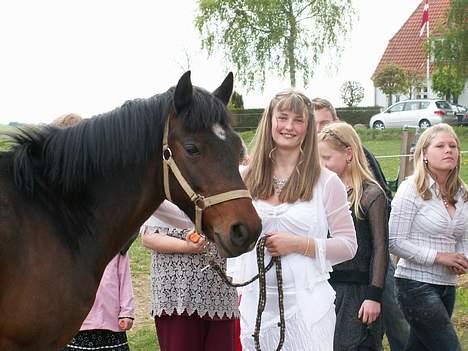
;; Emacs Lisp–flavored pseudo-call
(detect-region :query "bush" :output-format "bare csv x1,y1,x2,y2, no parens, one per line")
336,106,382,126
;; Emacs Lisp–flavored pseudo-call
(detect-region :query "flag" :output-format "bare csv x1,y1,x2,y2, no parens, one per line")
419,0,429,36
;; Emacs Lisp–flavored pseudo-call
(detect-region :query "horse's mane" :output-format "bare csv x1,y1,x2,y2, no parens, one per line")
1,85,231,249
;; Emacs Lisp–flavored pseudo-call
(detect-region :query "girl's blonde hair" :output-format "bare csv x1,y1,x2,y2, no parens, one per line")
244,89,320,203
52,113,83,127
318,122,381,218
413,123,468,203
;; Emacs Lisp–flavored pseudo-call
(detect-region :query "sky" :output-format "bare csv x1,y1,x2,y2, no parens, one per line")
0,0,423,124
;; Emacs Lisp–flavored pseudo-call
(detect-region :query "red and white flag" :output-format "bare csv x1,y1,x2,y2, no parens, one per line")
419,0,429,36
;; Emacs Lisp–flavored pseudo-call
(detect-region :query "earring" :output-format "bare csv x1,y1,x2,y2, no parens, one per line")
346,159,351,164
268,147,277,160
424,158,428,165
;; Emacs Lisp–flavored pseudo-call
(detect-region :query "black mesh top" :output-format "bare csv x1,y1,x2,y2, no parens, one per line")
329,182,389,302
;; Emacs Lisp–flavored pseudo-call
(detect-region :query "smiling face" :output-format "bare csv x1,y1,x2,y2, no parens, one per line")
271,107,308,151
424,131,460,175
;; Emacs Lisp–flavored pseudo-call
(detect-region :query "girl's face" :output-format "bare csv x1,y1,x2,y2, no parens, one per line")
319,140,350,178
271,107,308,151
424,131,459,174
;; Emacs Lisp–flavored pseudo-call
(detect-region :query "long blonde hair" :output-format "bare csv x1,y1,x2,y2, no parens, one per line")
244,89,320,202
413,123,468,203
319,122,380,218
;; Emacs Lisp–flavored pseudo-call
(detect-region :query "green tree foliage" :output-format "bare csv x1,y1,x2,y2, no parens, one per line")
404,69,424,99
374,64,407,105
196,0,354,89
339,80,364,107
428,0,467,102
432,65,465,101
228,91,245,109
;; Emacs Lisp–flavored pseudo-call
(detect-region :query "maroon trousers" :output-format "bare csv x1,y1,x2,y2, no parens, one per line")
155,313,236,351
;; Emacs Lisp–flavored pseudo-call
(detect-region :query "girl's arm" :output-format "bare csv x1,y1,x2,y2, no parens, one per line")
320,172,357,264
117,253,135,329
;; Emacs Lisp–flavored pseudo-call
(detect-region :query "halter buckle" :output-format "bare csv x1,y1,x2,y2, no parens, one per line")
163,147,172,161
194,195,206,209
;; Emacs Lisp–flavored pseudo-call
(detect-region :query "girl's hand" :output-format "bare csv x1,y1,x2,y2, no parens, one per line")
264,232,301,257
448,265,467,275
118,318,134,331
185,230,207,254
358,300,381,325
435,252,468,271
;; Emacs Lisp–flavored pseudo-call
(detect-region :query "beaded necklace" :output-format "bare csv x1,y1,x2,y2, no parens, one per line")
272,176,289,194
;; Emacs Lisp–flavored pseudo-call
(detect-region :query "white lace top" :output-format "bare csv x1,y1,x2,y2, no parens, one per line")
141,201,239,319
228,168,357,334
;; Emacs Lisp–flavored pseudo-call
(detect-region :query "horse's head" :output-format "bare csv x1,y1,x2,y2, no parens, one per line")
163,71,261,257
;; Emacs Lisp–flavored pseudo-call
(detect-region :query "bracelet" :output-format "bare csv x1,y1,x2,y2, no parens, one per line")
304,238,310,256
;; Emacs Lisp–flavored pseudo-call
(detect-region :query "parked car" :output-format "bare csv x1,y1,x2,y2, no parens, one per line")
451,103,468,125
369,99,457,130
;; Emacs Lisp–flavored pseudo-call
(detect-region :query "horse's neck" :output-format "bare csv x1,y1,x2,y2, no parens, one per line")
82,159,163,267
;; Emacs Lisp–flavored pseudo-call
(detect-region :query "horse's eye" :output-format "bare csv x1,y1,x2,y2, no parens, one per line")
184,144,200,156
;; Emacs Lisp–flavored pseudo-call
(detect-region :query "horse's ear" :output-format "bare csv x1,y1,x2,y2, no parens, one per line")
213,72,233,106
174,71,193,113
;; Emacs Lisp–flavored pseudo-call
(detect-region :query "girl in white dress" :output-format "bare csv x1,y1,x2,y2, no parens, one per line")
229,90,357,351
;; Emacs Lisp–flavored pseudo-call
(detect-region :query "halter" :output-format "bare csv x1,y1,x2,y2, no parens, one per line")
162,112,251,235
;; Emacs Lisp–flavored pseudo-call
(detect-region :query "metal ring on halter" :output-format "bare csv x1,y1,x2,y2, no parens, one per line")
195,195,206,210
163,147,172,161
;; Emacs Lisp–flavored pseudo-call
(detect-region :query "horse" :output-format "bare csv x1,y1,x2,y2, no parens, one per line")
0,71,262,351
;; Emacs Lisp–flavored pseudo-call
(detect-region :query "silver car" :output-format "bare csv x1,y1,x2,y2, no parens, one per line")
369,99,457,129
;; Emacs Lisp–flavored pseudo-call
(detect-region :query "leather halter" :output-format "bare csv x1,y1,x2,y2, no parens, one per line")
162,112,251,235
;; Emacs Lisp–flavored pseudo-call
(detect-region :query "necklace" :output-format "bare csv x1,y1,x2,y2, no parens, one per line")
272,176,289,194
441,194,450,209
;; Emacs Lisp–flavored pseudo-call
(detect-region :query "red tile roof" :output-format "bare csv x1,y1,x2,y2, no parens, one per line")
372,0,451,80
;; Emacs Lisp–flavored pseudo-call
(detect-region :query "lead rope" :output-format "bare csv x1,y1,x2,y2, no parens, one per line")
206,237,285,351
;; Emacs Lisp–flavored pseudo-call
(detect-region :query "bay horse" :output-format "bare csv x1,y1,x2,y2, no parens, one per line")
0,71,261,350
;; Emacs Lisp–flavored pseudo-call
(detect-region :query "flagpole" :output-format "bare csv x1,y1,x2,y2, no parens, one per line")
426,2,430,98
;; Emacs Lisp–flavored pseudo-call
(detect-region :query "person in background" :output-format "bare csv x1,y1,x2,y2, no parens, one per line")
141,200,240,351
230,89,357,350
319,122,388,350
311,97,410,351
389,123,468,350
56,114,135,351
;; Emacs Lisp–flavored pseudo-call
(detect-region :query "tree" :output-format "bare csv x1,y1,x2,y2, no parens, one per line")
432,65,465,102
404,69,424,99
339,81,364,107
428,0,467,102
373,64,407,105
196,0,354,90
229,91,245,109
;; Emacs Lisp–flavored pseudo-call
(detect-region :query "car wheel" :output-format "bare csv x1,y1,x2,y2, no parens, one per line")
373,121,385,130
419,119,431,128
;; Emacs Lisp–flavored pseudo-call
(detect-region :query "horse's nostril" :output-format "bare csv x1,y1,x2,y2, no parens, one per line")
230,223,250,248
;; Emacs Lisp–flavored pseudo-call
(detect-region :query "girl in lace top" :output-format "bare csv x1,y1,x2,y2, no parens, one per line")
229,90,357,351
140,201,239,351
389,123,468,350
319,122,389,351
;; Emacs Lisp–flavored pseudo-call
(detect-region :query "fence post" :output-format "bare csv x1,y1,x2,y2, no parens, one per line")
398,129,415,185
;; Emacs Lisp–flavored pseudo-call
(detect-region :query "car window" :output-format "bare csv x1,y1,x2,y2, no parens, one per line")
404,101,421,111
420,101,430,109
388,103,404,113
436,101,451,109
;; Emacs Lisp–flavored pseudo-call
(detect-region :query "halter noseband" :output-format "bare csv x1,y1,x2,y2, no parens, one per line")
162,112,251,235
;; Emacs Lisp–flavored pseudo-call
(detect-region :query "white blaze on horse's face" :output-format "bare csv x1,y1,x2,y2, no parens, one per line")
212,123,227,141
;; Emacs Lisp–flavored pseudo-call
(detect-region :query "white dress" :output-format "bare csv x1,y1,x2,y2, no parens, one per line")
228,168,357,351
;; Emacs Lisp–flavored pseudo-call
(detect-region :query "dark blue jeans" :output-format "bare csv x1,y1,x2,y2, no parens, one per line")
396,278,461,351
382,262,410,351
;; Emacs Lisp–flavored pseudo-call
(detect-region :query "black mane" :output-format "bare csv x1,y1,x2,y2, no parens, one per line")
0,85,231,249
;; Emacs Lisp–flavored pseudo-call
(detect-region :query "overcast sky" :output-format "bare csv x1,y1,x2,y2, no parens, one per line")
0,0,422,124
